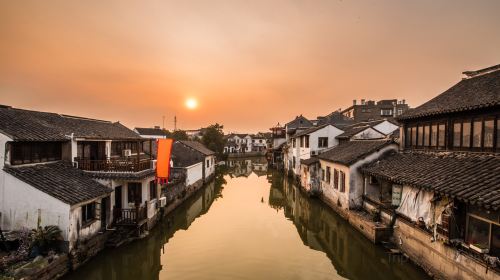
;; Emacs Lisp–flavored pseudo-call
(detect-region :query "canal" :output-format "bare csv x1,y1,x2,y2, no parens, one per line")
64,158,429,280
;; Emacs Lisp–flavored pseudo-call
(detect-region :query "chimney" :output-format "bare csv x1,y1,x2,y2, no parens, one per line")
361,99,366,105
402,99,406,104
353,100,357,106
154,126,160,129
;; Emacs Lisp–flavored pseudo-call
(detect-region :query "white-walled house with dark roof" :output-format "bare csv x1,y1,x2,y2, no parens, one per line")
0,104,161,251
287,124,345,177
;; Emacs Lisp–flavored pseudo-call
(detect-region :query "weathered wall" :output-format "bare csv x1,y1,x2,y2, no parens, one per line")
352,127,385,140
320,161,351,212
1,172,71,240
68,203,102,250
394,218,499,280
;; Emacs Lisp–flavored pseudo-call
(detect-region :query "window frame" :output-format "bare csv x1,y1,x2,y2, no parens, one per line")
81,202,96,225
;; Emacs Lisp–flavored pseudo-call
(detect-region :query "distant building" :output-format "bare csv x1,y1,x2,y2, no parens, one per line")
341,99,410,122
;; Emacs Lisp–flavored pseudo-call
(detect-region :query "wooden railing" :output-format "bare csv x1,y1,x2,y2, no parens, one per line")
75,158,152,172
113,206,147,226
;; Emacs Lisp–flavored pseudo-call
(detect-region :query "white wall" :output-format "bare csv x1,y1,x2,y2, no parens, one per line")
352,127,385,140
186,162,203,186
373,120,399,135
0,173,71,240
68,203,102,249
204,155,216,179
320,144,398,210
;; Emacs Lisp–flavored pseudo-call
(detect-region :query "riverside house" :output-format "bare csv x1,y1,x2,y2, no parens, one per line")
0,105,159,252
316,140,398,218
361,64,500,279
171,140,216,187
288,124,344,177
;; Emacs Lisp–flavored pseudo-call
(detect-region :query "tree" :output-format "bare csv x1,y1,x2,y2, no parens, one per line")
170,130,188,141
202,123,225,157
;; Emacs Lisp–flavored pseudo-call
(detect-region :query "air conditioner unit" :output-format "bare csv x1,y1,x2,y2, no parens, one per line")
122,149,132,157
159,197,167,208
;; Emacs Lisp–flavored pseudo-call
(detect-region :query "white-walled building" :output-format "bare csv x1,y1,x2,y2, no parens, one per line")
336,119,399,143
287,124,345,176
172,140,216,185
0,105,160,250
317,140,398,216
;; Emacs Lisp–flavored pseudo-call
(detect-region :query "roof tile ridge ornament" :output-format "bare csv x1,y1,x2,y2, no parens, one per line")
462,64,500,79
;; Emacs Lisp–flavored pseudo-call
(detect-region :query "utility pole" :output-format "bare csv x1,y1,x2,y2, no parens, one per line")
162,115,165,129
174,115,177,131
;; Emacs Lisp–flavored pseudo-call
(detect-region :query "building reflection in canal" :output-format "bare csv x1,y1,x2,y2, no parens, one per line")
267,172,428,280
64,158,428,280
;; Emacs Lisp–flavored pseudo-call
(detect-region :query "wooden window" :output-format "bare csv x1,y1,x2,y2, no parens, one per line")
423,125,430,146
333,169,339,189
207,159,210,167
305,135,309,148
411,127,417,146
292,139,296,148
321,168,325,181
81,203,96,224
453,122,461,147
299,137,304,148
484,119,494,148
438,124,446,147
128,183,142,204
430,124,437,147
417,125,424,147
11,142,62,165
463,121,471,148
405,126,411,147
472,120,482,148
326,167,331,183
497,119,500,149
339,171,346,192
318,137,328,148
149,180,157,200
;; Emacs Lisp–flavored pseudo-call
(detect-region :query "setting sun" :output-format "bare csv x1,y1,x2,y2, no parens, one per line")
185,98,198,110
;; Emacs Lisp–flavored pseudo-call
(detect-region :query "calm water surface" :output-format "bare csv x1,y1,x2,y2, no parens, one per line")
64,158,429,280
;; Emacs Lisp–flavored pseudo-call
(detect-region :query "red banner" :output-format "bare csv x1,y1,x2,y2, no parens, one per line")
156,138,173,184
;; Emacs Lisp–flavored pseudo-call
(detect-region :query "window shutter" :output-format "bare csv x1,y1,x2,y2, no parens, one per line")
95,201,101,220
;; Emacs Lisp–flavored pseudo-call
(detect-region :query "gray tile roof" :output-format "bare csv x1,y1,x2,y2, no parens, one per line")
285,115,313,130
398,67,500,120
0,105,142,141
318,140,395,166
293,124,335,138
178,140,215,156
4,161,112,205
361,151,500,210
134,127,169,136
300,157,319,165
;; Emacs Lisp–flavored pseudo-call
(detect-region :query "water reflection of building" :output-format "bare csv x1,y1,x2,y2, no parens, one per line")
226,157,269,178
267,172,427,280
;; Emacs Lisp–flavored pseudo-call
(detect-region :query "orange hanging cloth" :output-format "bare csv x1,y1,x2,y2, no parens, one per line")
156,138,173,184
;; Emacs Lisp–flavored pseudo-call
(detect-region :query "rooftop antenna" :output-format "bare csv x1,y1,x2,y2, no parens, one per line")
174,115,177,131
162,115,165,129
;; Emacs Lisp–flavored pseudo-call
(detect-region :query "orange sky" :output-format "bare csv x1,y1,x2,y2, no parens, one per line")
1,0,499,133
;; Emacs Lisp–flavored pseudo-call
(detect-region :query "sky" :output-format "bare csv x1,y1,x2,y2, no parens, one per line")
1,0,499,133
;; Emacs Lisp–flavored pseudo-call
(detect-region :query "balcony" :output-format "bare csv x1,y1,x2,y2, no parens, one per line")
113,206,147,226
74,157,154,173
